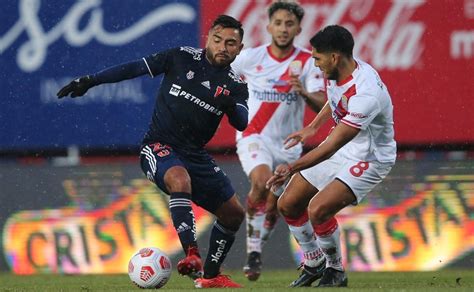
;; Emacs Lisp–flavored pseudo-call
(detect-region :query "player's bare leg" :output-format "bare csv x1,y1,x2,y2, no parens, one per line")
278,173,326,287
308,179,355,287
244,164,276,281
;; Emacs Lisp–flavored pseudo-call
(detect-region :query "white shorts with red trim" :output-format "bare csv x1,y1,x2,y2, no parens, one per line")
299,151,393,204
236,134,301,177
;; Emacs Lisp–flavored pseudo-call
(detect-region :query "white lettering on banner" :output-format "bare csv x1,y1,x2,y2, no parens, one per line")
226,0,425,70
40,78,147,104
451,31,474,59
0,0,196,72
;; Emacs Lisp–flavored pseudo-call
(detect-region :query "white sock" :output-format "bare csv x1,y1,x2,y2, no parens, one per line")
317,226,344,271
288,221,324,267
260,218,276,248
246,210,265,253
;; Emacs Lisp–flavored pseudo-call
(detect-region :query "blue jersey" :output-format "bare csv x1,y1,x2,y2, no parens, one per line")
141,46,248,152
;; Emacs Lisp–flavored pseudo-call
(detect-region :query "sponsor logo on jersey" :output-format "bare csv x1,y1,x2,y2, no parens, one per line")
252,89,298,105
169,83,223,116
201,80,211,89
267,78,289,86
169,84,181,96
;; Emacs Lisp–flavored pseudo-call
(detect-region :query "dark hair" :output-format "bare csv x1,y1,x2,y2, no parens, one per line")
211,15,244,40
268,1,304,23
310,25,354,57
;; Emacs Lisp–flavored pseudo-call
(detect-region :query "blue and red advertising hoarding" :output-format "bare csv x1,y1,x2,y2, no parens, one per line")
1,0,474,151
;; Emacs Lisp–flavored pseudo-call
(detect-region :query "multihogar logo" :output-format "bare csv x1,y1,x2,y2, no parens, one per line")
252,90,298,105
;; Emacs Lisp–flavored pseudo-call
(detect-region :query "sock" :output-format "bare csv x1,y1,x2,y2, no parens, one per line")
260,216,278,248
284,212,324,268
245,197,266,254
169,192,198,255
314,217,344,271
203,221,236,279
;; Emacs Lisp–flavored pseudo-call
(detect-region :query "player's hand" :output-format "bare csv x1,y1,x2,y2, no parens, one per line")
214,94,236,113
288,75,308,97
284,126,317,149
266,163,292,192
57,75,94,98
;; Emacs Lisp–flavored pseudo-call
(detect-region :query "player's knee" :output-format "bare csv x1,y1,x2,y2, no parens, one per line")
277,196,296,218
308,204,331,225
265,211,279,226
164,174,191,193
221,207,244,231
249,178,269,201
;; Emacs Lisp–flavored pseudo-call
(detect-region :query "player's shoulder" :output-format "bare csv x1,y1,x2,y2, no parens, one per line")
354,59,383,90
174,46,205,61
294,45,312,55
239,44,269,60
228,67,247,86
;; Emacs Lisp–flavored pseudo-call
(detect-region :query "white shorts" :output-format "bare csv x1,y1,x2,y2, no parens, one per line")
300,151,393,204
236,134,302,176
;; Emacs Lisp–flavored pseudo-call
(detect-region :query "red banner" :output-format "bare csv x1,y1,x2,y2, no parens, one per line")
201,0,474,148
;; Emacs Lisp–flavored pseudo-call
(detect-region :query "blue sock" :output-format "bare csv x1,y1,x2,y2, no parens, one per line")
204,221,236,278
169,192,197,254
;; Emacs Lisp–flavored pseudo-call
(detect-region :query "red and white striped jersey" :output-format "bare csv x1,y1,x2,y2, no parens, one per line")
231,45,324,143
328,59,396,164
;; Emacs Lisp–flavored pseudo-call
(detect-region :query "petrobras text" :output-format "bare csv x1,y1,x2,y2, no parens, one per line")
252,89,298,105
169,84,223,116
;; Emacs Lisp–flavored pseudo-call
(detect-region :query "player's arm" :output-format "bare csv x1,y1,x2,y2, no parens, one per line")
284,101,331,148
57,49,175,99
267,122,359,189
56,59,150,98
227,104,248,131
217,83,249,131
290,122,359,171
303,91,326,113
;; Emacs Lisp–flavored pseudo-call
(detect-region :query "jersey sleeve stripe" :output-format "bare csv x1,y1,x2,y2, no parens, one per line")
341,119,361,129
142,58,154,78
237,103,249,111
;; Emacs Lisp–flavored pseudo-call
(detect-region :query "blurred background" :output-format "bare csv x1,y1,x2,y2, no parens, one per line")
1,0,473,274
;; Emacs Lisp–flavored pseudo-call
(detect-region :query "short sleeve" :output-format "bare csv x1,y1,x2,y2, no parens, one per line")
342,95,380,130
302,60,324,93
143,48,176,77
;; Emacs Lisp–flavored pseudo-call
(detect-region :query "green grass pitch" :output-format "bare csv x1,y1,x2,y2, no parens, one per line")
1,269,473,291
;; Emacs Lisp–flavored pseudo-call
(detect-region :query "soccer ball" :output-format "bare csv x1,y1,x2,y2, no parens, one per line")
128,247,172,289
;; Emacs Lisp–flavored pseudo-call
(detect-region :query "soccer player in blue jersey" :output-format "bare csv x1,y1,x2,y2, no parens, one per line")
57,15,249,288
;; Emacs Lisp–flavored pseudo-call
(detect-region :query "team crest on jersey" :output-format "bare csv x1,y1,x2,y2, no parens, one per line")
186,70,194,80
341,95,348,110
214,85,230,97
